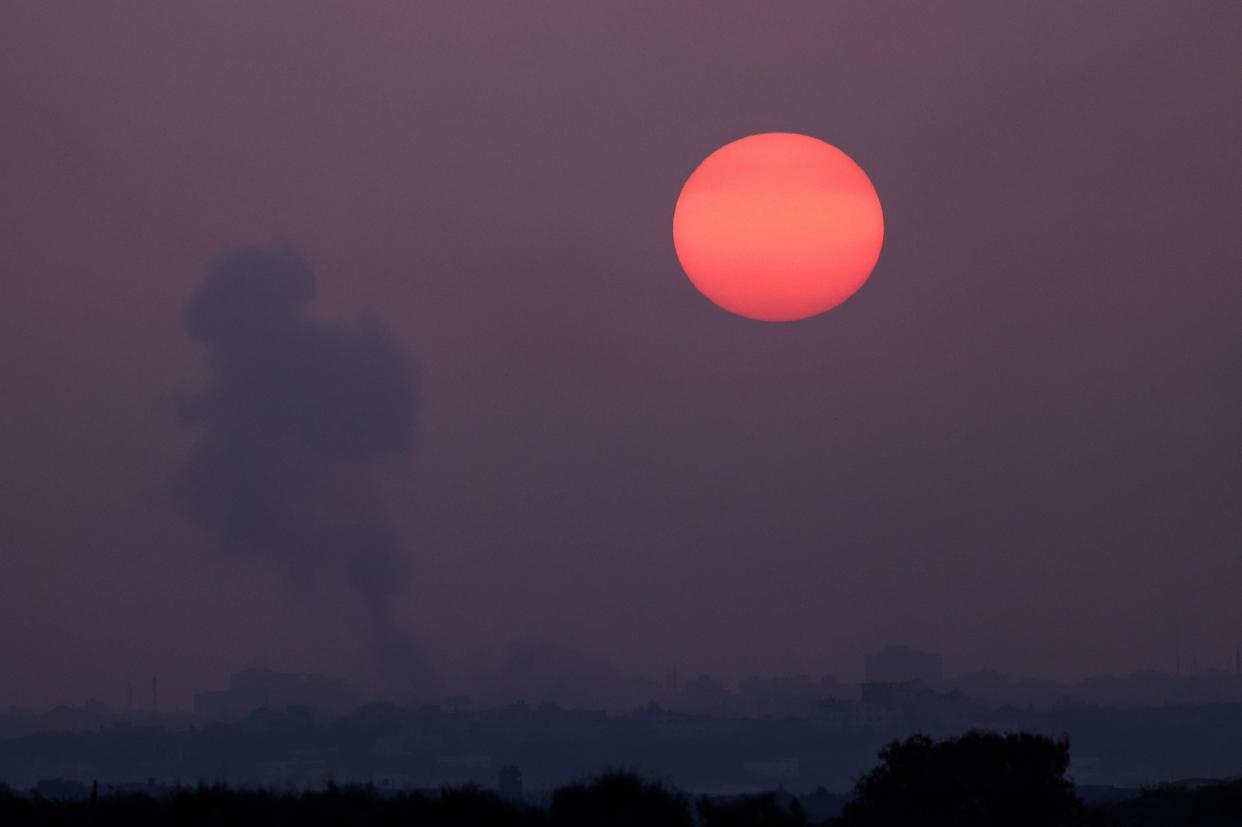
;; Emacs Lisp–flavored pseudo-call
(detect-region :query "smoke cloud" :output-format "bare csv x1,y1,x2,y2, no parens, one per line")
176,244,434,696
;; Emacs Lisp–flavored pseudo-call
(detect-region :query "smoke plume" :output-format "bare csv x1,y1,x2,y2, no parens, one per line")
176,244,434,696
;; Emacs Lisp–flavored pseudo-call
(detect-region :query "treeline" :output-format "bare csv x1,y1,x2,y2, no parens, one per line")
3,731,1242,826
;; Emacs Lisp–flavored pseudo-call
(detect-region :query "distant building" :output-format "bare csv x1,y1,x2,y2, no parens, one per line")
859,679,937,707
498,765,523,800
864,646,944,686
193,668,362,721
679,675,731,713
34,779,89,801
737,675,824,717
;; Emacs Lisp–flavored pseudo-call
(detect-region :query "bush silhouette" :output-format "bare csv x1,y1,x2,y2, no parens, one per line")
838,731,1081,827
698,792,808,827
429,786,543,827
1081,779,1242,827
550,771,692,827
13,742,1242,826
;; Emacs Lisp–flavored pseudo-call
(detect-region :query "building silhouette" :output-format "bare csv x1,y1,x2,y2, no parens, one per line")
193,669,362,721
498,765,523,801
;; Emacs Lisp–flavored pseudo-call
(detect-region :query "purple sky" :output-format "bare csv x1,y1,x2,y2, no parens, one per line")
2,2,1241,710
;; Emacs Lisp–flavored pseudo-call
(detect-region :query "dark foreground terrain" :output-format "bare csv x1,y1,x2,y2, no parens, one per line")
3,732,1241,826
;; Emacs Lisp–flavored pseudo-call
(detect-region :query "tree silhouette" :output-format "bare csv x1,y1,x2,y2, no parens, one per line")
549,771,693,827
1082,779,1242,827
698,791,808,827
838,731,1081,827
8,766,1242,825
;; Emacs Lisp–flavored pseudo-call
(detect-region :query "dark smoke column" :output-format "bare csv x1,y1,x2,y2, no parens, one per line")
176,244,435,698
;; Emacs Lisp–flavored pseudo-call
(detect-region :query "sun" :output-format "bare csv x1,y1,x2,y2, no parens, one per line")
673,133,884,322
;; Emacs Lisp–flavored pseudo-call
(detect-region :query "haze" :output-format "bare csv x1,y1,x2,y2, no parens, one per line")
2,2,1241,711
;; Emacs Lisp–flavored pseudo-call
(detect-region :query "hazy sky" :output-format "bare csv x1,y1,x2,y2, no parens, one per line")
3,2,1241,710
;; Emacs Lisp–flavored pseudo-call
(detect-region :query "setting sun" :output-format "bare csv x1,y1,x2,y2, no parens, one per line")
673,133,884,322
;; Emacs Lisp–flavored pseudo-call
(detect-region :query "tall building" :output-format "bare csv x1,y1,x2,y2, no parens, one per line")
497,765,523,801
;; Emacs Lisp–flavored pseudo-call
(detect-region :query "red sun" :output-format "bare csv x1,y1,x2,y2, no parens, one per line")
673,133,884,322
